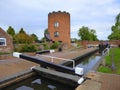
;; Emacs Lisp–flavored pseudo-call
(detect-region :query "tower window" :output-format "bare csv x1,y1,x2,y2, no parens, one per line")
0,38,6,46
54,31,59,37
54,22,59,28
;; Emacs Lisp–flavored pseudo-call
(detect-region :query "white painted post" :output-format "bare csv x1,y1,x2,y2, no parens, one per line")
50,49,55,54
13,52,22,58
78,77,84,84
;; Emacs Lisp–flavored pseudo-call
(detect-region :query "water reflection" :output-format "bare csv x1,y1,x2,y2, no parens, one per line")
4,76,74,90
76,55,101,74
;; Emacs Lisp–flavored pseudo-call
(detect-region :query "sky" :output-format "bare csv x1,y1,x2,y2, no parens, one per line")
0,0,120,40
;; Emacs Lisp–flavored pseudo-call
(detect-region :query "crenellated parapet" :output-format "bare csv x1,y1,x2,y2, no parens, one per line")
48,11,70,16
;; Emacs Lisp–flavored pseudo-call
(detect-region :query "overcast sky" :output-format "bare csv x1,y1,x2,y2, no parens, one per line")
0,0,120,40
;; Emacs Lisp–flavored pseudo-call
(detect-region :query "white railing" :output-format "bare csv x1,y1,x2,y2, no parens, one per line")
36,54,75,68
102,48,110,56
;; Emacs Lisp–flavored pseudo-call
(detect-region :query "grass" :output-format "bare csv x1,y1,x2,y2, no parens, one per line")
0,52,10,55
97,48,120,74
98,66,112,73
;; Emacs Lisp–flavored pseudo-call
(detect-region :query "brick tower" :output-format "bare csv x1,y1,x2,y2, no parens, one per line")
48,11,71,48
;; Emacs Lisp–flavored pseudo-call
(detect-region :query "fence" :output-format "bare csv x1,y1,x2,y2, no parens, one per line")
36,54,75,68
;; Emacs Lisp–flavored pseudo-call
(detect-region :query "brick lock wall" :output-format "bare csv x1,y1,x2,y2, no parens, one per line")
79,40,120,48
48,11,71,47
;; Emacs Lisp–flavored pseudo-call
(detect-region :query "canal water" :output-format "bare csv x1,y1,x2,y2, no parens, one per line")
4,54,101,90
76,55,101,74
4,76,75,90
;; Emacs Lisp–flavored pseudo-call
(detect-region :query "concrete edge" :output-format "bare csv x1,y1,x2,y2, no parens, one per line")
60,48,98,66
72,49,98,61
75,80,101,90
0,69,36,89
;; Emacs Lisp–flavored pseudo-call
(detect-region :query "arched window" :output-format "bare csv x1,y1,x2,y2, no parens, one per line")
0,38,6,46
54,31,59,37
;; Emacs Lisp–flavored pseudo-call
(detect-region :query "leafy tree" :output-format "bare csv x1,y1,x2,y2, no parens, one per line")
31,34,39,42
7,26,15,37
44,28,49,34
43,28,51,42
78,26,98,41
41,37,46,42
15,28,32,44
19,28,26,34
71,38,78,42
89,29,98,41
15,33,30,44
78,26,90,40
108,13,120,40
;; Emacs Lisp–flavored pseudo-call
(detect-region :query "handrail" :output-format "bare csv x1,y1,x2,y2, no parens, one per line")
102,48,109,56
36,54,75,68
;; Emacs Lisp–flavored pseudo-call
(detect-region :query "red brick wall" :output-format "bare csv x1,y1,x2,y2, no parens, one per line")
48,11,71,48
0,28,13,53
79,40,120,47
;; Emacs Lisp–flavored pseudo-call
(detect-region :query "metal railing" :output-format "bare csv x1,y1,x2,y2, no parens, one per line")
36,54,75,68
102,48,110,56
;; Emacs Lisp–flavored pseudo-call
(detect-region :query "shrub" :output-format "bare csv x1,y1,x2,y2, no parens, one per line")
19,44,37,52
43,43,49,50
0,52,10,55
50,42,59,49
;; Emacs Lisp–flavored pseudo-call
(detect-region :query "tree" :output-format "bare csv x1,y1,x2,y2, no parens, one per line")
108,13,120,40
78,26,98,41
71,38,78,42
43,28,51,41
89,29,98,41
15,33,31,44
7,26,15,37
15,28,32,44
31,34,39,42
19,28,26,34
78,26,90,40
44,28,49,34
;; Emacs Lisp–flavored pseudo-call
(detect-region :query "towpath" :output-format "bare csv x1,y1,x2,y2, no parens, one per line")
76,71,120,90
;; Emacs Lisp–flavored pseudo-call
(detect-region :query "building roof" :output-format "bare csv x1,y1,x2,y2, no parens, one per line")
0,27,12,39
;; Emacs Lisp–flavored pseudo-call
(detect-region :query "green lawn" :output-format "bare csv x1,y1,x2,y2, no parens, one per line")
98,48,120,74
